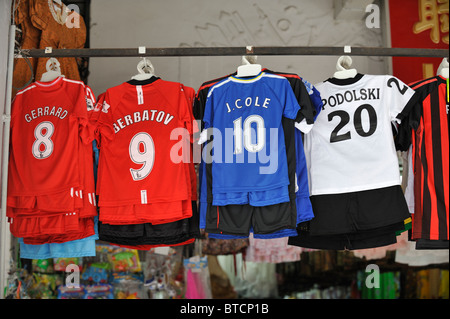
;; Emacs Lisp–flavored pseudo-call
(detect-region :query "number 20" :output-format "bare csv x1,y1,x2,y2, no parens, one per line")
129,132,155,181
328,104,377,143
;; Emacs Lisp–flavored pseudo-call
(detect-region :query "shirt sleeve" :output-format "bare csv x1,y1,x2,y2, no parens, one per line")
385,76,416,123
281,79,301,121
197,91,214,145
394,83,427,151
293,78,315,125
193,88,208,122
303,79,324,121
94,90,116,147
203,89,214,131
181,84,199,137
79,84,97,144
65,83,91,145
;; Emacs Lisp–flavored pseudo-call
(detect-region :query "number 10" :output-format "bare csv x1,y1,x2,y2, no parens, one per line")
233,115,265,154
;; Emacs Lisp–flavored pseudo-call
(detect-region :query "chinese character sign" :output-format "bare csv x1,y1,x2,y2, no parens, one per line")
413,0,449,44
389,0,449,84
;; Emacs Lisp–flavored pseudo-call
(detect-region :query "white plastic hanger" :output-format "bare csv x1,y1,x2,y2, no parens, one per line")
236,55,262,77
40,58,64,82
131,57,155,81
333,55,357,79
437,57,449,79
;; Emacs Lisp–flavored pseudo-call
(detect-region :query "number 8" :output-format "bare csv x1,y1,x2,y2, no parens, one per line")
129,132,155,181
32,121,54,159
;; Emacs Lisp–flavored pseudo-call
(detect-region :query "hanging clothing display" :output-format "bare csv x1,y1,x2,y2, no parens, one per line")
7,76,98,254
2,16,449,301
200,72,301,236
288,73,418,250
92,77,194,221
195,69,319,242
17,222,98,259
306,74,416,195
396,75,449,249
91,76,200,249
202,73,299,200
394,146,449,262
12,0,41,96
30,0,86,82
194,68,324,263
12,0,86,96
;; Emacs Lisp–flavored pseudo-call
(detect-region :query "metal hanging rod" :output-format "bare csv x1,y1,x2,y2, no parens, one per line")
16,46,449,58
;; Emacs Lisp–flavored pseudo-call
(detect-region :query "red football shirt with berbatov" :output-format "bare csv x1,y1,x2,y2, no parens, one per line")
94,78,194,222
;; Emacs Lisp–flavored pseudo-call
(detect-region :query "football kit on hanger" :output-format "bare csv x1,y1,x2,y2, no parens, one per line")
202,72,300,197
396,75,449,246
198,71,317,237
7,76,97,246
8,77,93,200
306,74,416,195
289,73,417,250
93,77,194,224
91,77,200,248
195,70,321,239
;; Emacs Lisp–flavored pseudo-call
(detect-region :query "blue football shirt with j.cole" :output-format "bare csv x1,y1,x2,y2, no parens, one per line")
201,72,301,201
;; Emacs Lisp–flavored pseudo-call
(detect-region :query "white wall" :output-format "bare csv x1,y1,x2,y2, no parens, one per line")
88,0,387,96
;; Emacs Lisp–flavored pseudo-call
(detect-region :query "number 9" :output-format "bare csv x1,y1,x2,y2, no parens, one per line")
129,132,155,181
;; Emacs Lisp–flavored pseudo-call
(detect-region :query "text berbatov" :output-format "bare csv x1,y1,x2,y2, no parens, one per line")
113,110,174,133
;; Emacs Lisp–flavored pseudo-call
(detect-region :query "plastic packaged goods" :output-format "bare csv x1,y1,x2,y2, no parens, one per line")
183,255,212,299
143,247,183,299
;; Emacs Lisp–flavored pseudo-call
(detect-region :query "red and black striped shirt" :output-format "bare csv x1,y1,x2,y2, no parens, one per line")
401,76,449,241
